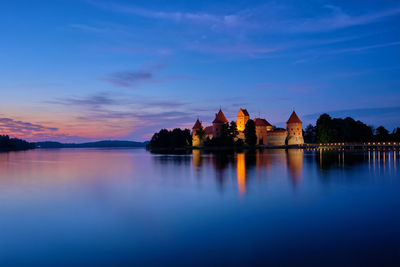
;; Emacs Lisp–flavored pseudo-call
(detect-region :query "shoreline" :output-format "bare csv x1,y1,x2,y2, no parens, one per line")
148,143,400,154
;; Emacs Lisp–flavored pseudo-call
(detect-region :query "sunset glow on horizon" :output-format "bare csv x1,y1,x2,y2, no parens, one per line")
1,0,400,142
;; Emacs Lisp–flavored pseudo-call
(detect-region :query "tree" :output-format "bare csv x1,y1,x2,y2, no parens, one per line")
182,129,192,146
315,113,333,143
150,129,170,148
244,120,257,146
149,128,191,148
304,124,316,143
171,128,189,147
195,128,207,144
0,135,35,151
210,123,233,147
315,114,374,143
201,122,243,147
220,123,229,139
375,126,389,142
392,128,400,142
228,121,239,139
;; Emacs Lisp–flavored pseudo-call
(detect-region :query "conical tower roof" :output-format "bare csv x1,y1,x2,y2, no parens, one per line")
287,111,302,124
192,119,203,130
213,109,229,124
238,108,249,116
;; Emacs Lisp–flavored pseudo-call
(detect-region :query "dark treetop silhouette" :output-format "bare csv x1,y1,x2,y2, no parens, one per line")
0,135,35,152
304,113,400,143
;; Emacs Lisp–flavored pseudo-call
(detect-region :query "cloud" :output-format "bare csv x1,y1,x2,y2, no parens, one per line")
48,93,188,110
88,1,400,34
165,75,200,81
73,107,197,141
87,0,242,28
102,71,153,88
156,48,174,55
0,117,108,143
100,63,166,88
0,117,83,142
253,83,325,94
328,41,400,54
0,118,58,133
48,93,119,108
45,92,195,140
287,5,400,33
70,24,108,33
79,2,400,61
292,59,308,65
319,66,400,80
187,43,279,56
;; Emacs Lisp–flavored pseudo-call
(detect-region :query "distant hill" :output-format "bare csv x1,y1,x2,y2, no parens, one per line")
36,140,148,149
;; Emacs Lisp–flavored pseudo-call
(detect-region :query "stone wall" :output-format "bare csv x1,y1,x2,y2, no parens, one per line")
256,126,267,145
286,122,304,145
266,130,288,146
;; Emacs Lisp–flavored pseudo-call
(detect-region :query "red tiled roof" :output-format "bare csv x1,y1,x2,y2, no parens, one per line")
192,119,203,130
287,111,302,124
212,109,229,124
254,118,272,127
204,126,213,135
238,108,249,116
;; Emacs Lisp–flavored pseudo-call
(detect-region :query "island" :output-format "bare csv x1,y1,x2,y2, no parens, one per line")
148,107,400,151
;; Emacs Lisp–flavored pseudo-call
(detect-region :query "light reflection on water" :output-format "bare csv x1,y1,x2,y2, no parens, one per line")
0,148,399,265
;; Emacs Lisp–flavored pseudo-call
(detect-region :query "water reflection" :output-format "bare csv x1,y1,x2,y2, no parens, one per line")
192,149,201,170
178,148,400,195
286,149,304,186
1,148,400,265
236,153,245,195
366,149,400,175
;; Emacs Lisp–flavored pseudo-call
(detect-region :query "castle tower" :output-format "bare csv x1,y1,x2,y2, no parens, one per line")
212,109,229,138
192,119,203,146
286,111,304,145
236,108,249,132
254,118,269,145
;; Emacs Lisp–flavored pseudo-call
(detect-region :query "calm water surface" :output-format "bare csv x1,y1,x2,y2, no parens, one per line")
0,148,399,266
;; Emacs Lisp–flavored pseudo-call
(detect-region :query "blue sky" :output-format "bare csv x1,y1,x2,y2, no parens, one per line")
0,0,399,141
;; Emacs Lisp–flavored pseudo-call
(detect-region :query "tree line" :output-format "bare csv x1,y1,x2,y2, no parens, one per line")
149,113,400,149
0,135,35,151
149,128,192,149
304,113,400,143
149,120,258,149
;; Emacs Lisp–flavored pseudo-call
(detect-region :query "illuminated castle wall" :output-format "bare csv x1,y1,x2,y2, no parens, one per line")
192,108,304,146
286,112,304,145
237,108,249,132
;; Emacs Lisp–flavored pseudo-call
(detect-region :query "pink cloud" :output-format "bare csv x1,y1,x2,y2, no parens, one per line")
0,117,93,142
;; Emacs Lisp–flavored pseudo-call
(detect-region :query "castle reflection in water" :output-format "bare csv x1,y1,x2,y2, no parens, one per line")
161,148,400,195
191,149,304,195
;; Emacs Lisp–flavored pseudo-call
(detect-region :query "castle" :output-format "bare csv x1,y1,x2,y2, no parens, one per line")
192,108,304,146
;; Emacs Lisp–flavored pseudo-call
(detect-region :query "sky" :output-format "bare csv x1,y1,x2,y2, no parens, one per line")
0,0,400,142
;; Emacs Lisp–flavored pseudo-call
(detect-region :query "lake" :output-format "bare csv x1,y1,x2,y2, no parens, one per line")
0,148,399,266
